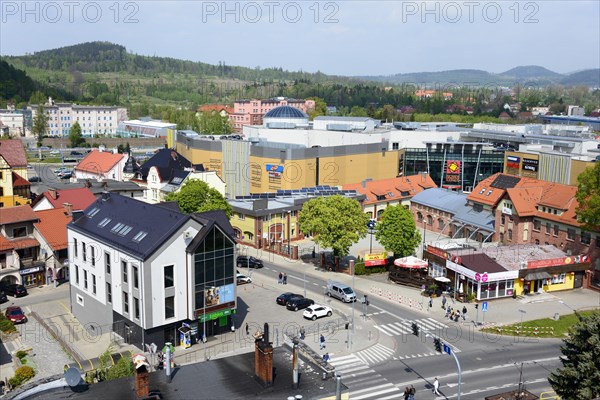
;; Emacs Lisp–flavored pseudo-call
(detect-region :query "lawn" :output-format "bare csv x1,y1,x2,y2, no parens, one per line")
482,310,599,338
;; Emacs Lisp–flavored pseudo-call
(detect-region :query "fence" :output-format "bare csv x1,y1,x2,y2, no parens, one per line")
369,285,424,311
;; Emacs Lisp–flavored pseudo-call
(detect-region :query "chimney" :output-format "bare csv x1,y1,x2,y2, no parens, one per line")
63,202,73,216
48,189,58,200
254,323,273,387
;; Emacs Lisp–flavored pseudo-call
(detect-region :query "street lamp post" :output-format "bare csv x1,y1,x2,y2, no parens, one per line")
422,220,426,257
351,259,355,348
518,309,526,335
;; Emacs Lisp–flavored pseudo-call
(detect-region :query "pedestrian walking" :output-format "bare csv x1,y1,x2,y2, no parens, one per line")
323,352,330,362
441,295,447,309
300,326,306,340
283,273,288,285
446,305,451,317
245,322,249,336
428,295,433,309
320,334,326,350
462,306,467,320
433,377,441,395
408,385,415,400
404,387,410,400
454,311,460,322
278,272,283,284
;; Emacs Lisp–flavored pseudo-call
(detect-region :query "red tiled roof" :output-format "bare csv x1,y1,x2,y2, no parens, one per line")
34,208,72,251
12,172,31,187
0,204,38,225
36,187,96,211
343,174,438,204
74,151,126,174
0,235,15,251
199,104,232,114
0,139,27,168
10,237,39,250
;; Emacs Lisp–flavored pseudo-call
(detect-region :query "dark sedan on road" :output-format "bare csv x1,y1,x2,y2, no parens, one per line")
276,292,302,306
0,291,7,303
286,297,314,311
0,284,28,297
236,256,263,268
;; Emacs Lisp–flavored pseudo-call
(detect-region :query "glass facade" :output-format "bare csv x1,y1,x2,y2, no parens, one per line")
193,227,235,311
403,144,505,192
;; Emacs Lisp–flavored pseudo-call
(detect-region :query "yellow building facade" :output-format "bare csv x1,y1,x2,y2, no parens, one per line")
0,158,30,208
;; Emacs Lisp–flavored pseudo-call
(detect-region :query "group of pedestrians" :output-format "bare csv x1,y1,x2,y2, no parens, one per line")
444,305,468,322
403,385,416,399
278,272,288,284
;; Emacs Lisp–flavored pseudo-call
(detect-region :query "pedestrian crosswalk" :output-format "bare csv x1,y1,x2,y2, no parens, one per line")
329,354,404,400
374,318,448,337
355,343,395,365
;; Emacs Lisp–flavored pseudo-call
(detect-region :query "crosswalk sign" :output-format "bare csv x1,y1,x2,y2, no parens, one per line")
481,301,488,312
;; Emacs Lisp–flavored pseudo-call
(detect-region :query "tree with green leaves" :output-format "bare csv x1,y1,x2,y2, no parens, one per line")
548,311,600,399
575,161,600,231
29,91,46,105
375,205,421,258
165,179,232,217
298,195,368,257
196,111,233,135
307,97,327,120
32,105,49,147
68,121,84,148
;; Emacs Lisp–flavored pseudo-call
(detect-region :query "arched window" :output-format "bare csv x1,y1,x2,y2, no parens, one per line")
243,231,254,241
417,212,423,223
438,218,444,230
427,215,433,225
365,211,373,219
233,229,242,239
377,209,385,219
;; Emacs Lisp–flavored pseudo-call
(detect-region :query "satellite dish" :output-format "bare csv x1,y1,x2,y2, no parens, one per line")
64,367,82,387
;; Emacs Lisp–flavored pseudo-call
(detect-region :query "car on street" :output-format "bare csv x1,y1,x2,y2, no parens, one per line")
50,150,60,155
286,297,314,311
4,306,27,324
28,176,42,182
276,292,302,306
0,291,7,303
236,274,252,285
60,173,73,180
27,164,33,169
0,284,28,297
236,255,263,268
70,151,84,156
303,305,333,321
54,167,69,174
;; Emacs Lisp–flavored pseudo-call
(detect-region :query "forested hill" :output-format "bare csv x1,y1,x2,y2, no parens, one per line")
0,60,72,103
3,41,352,83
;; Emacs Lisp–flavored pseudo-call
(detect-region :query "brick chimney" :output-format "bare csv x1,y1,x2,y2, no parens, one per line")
254,322,273,387
134,364,150,398
48,189,58,200
63,203,73,216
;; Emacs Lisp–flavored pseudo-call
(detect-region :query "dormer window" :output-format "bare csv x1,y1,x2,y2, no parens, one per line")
479,188,486,194
376,195,386,201
486,190,493,196
388,192,394,198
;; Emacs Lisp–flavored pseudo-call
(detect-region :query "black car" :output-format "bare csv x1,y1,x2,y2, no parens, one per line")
29,176,42,182
276,292,302,306
0,291,7,303
0,284,28,297
236,256,263,268
70,151,83,156
286,297,314,311
60,173,72,180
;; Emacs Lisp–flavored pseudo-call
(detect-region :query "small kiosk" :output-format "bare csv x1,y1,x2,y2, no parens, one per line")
178,323,192,349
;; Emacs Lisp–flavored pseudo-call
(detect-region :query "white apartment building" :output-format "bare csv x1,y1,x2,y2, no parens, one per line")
0,111,25,136
29,98,128,137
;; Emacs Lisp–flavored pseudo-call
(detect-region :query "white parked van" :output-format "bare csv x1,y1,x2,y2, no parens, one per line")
326,281,356,303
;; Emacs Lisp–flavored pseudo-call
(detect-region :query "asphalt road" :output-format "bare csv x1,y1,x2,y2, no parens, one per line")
253,258,563,399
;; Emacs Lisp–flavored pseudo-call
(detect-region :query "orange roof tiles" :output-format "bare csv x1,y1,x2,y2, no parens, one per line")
75,150,126,174
0,235,15,252
0,204,38,225
36,187,96,211
10,237,39,250
34,208,72,251
0,139,27,168
12,172,31,187
343,174,437,204
199,104,232,114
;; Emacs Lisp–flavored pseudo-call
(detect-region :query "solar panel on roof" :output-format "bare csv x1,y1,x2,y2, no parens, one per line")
490,175,521,190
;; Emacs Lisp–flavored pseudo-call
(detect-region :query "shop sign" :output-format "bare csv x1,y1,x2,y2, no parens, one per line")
527,254,590,269
447,260,519,281
426,246,449,260
522,158,538,172
20,266,43,275
365,252,387,267
474,273,489,282
266,164,284,178
197,308,233,322
446,161,461,175
502,207,513,215
507,156,520,169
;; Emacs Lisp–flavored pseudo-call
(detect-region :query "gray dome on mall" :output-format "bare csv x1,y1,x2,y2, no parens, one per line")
264,106,309,129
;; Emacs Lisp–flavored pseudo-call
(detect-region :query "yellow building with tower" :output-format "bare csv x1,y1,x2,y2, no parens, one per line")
0,139,31,208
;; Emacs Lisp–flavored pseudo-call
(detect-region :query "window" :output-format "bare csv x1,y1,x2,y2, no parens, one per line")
438,218,444,230
545,223,551,234
134,297,140,320
12,227,26,238
82,242,87,261
501,215,505,225
76,294,84,306
133,266,139,289
567,228,575,241
508,229,513,240
392,142,399,150
581,231,591,245
91,246,95,266
500,233,504,242
417,212,423,223
535,239,540,245
533,220,541,231
165,296,175,319
84,270,88,289
123,292,129,314
164,265,174,288
553,225,559,236
105,252,111,274
238,213,245,220
427,215,433,225
107,283,112,303
75,265,80,285
550,273,566,285
122,261,128,283
92,274,96,294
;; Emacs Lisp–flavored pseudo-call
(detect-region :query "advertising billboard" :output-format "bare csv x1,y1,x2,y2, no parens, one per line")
266,164,284,178
204,283,235,307
506,156,521,169
446,160,461,175
364,252,387,267
522,158,539,172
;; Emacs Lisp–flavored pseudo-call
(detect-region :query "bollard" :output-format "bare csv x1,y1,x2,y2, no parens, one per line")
335,375,342,400
165,342,172,383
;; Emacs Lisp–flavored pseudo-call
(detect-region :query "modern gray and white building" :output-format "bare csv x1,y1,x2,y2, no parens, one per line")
67,193,237,349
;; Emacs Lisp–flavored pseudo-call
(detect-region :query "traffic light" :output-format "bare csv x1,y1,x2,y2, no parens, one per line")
434,338,442,352
475,304,479,310
411,322,419,336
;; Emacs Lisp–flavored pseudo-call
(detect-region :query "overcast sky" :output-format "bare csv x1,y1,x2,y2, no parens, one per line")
1,1,598,76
